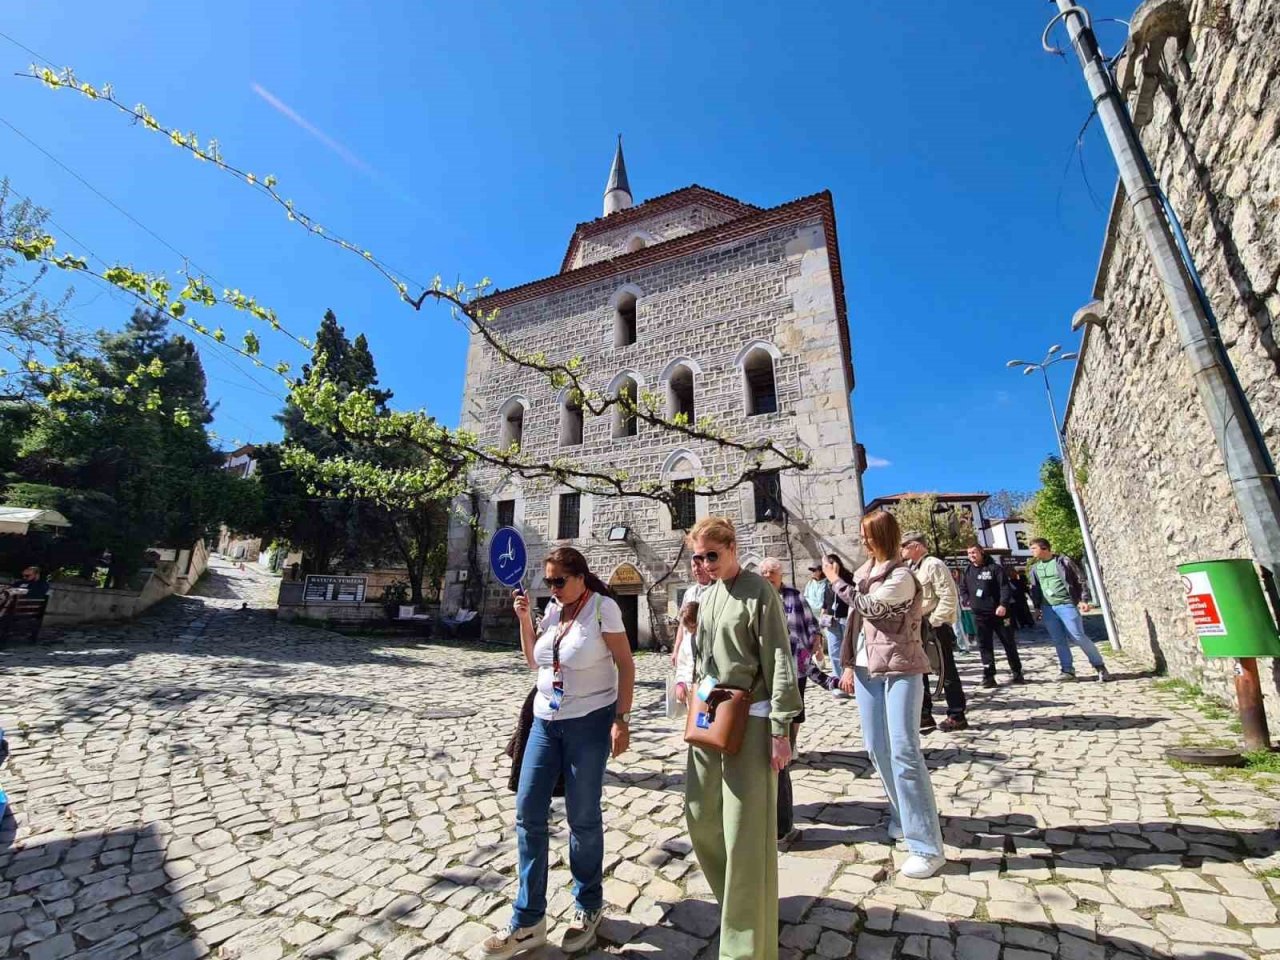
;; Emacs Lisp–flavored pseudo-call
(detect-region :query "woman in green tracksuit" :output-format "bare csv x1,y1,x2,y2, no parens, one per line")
684,516,802,960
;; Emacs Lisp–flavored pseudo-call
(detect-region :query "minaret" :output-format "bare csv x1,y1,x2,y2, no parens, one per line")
603,135,633,216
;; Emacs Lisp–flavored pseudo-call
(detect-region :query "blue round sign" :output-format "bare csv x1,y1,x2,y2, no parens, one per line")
489,526,528,589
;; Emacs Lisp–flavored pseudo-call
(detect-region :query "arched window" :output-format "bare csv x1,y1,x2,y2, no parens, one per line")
623,231,656,255
669,367,694,423
559,390,583,447
611,285,641,348
608,371,642,439
661,448,706,533
498,396,528,451
737,341,781,416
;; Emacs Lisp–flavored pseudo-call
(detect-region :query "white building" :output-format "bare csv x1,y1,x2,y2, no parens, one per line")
866,491,1033,561
444,142,866,646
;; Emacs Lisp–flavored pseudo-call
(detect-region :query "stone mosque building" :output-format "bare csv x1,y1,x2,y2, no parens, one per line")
443,141,866,647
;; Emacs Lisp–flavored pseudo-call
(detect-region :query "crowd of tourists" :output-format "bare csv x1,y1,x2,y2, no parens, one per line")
482,514,1107,960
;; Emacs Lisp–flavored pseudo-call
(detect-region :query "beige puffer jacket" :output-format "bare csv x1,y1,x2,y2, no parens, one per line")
835,559,929,677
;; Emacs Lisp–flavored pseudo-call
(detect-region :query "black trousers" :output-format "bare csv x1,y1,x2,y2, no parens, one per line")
921,623,967,721
777,675,807,838
975,611,1022,680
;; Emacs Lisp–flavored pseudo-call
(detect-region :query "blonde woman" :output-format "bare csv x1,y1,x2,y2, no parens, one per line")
684,517,801,960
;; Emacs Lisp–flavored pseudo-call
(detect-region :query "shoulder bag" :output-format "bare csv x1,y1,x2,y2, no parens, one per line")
682,578,756,756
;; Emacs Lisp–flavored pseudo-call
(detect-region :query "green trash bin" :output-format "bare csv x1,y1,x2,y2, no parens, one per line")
1177,559,1280,658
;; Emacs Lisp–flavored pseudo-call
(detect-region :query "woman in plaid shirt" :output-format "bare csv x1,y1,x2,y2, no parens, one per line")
759,557,822,843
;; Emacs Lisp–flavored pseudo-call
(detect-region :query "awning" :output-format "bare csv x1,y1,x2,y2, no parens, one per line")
0,506,73,535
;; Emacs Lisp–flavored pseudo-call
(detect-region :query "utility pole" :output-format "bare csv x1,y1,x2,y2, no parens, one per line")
1007,346,1120,650
1048,2,1280,750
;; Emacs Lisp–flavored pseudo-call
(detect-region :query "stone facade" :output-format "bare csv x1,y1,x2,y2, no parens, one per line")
568,197,748,269
1063,0,1280,708
444,186,864,646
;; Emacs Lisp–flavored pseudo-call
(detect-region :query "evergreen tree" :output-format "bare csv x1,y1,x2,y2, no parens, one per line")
258,310,395,574
256,309,452,602
4,308,252,584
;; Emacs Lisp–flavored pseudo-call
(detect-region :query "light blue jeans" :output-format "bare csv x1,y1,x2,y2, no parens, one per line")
513,701,614,928
1042,604,1106,674
854,668,944,858
825,618,846,672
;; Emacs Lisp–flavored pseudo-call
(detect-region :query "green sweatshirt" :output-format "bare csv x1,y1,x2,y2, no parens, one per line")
692,569,802,737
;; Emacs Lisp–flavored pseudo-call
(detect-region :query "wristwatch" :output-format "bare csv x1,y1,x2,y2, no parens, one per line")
617,712,631,724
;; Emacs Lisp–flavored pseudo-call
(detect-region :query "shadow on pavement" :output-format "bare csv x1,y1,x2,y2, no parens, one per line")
598,886,1254,960
972,714,1165,733
799,748,1011,773
0,822,206,958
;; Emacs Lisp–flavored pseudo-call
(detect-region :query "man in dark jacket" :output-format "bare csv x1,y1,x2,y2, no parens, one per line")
959,545,1024,687
1028,538,1111,682
10,566,49,600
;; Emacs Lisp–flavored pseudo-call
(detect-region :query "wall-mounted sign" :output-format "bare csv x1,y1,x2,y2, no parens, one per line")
303,575,367,603
610,563,644,587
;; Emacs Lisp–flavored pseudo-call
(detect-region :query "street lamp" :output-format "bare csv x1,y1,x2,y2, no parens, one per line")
1006,350,1080,461
1007,346,1119,649
927,502,954,557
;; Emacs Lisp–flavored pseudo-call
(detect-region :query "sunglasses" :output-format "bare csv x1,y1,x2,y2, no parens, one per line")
691,551,720,564
543,576,569,588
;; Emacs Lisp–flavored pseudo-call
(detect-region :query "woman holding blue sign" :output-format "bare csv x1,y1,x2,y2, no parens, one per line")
482,546,635,959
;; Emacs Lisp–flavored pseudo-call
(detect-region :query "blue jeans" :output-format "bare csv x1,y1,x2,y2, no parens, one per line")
825,618,846,671
853,669,944,858
513,701,615,928
1042,604,1106,673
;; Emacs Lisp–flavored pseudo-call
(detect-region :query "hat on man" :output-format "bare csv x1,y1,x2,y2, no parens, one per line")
901,530,928,547
807,562,823,572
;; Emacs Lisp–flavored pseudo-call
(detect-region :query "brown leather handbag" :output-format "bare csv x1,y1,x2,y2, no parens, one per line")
684,684,752,755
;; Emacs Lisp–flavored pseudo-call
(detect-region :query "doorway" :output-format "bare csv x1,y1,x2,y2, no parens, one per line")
615,594,640,652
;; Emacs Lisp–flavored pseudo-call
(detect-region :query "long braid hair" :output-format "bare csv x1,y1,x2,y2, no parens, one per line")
544,546,616,601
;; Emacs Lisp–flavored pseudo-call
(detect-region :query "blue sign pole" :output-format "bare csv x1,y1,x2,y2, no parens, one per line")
489,526,529,595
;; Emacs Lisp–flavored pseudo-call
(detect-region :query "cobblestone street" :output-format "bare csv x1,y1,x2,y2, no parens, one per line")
3,560,1280,960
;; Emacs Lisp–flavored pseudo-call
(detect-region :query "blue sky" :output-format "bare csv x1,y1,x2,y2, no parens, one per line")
1,1,1138,502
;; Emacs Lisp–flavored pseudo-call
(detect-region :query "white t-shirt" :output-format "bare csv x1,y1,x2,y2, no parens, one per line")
533,593,624,721
675,581,712,685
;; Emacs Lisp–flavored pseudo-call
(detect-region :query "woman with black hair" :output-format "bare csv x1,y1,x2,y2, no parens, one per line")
821,553,853,698
482,547,636,958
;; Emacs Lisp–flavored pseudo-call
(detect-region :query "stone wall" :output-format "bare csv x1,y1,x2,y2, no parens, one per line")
43,541,210,629
445,199,863,645
1063,0,1280,710
571,202,742,268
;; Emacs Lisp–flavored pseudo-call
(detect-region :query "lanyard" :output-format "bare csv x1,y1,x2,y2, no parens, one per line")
695,574,739,681
550,591,591,709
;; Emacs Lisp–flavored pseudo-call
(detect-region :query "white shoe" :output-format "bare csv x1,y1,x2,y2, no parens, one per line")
481,918,547,959
900,855,946,879
561,908,603,953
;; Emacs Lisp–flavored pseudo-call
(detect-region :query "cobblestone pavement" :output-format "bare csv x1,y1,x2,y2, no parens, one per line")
3,560,1280,960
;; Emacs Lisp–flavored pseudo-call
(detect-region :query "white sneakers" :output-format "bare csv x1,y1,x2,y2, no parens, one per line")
481,918,547,959
900,854,947,879
561,908,604,953
482,910,604,958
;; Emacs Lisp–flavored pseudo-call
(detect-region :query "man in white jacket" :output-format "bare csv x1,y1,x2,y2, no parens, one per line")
902,532,968,732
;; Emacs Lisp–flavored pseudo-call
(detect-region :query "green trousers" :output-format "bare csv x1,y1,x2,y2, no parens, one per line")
685,716,778,960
